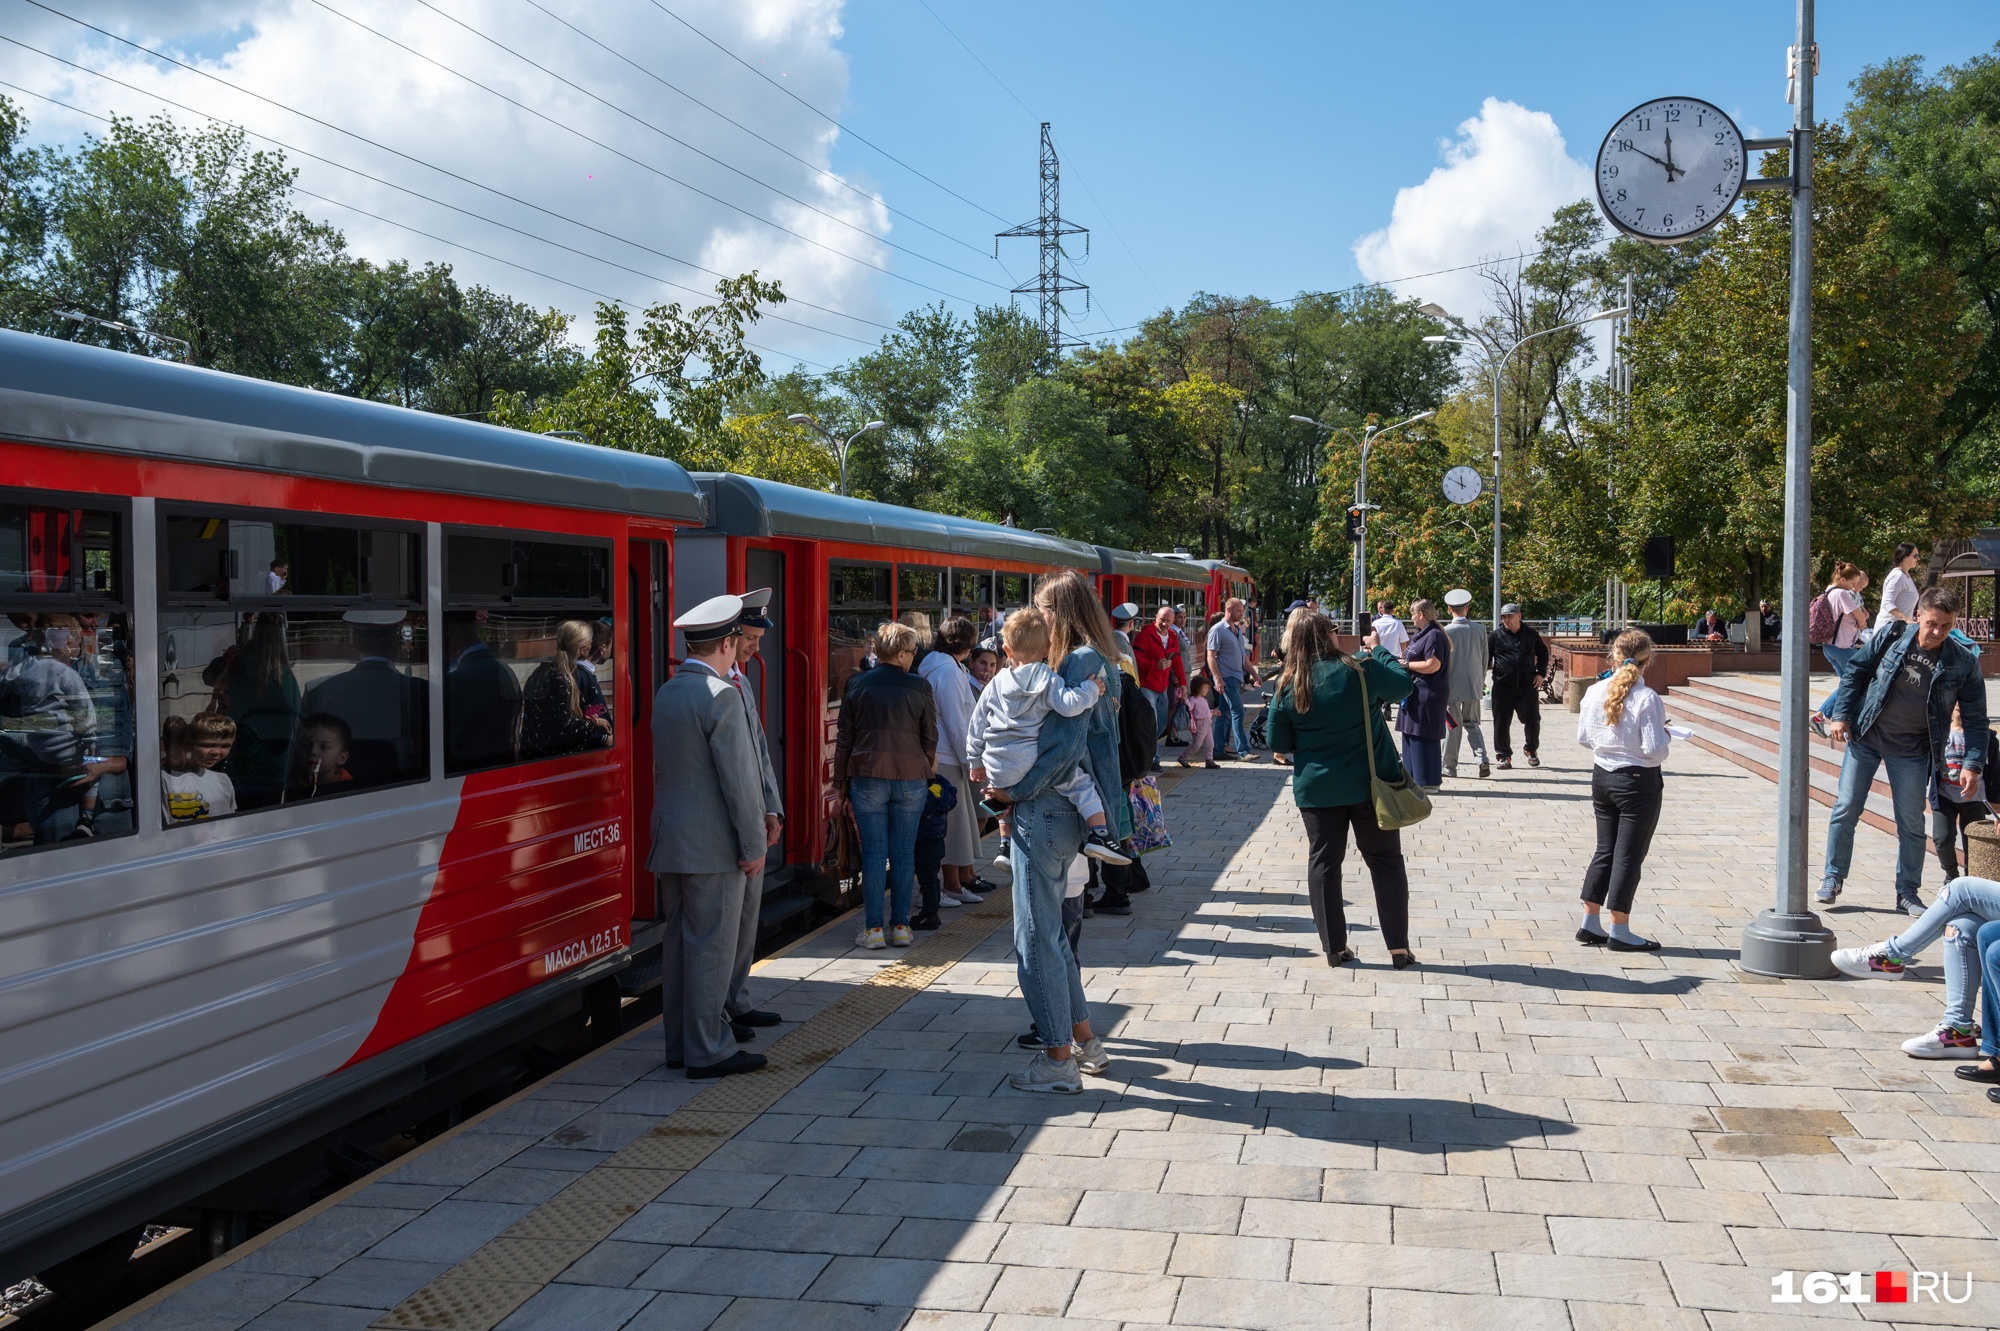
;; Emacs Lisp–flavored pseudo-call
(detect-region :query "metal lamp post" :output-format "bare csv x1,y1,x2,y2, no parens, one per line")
786,414,885,496
1290,410,1433,635
1419,305,1627,623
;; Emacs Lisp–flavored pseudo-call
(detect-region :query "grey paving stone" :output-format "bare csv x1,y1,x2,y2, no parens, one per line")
452,1166,583,1206
362,1200,531,1264
842,1178,1012,1222
239,1302,379,1331
697,1207,898,1257
466,1099,600,1138
632,1247,831,1299
700,1139,860,1178
506,1147,611,1172
1368,1287,1571,1331
290,1258,450,1310
704,1298,912,1331
803,1255,1001,1310
385,1133,538,1188
494,1283,657,1330
609,1202,726,1246
542,1111,659,1153
1173,1275,1367,1331
757,1175,866,1212
660,1172,780,1208
554,1240,671,1288
234,1208,421,1277
122,1274,313,1331
621,1293,732,1330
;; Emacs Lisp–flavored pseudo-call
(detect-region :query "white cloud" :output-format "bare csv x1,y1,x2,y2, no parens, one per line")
1352,97,1594,323
0,0,923,366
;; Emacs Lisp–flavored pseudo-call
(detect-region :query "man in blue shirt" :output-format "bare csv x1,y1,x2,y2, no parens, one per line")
1205,597,1259,761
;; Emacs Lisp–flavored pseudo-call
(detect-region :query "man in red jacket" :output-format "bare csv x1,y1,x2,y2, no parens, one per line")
1133,605,1188,752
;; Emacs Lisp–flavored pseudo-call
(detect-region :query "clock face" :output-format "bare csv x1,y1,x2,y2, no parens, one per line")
1442,466,1483,505
1595,97,1744,243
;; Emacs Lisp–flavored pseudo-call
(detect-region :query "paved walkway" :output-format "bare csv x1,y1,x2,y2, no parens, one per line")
116,703,1998,1331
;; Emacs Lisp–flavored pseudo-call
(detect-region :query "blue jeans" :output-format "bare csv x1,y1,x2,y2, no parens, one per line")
1885,876,2000,1029
851,776,925,929
1979,919,2000,1055
1011,787,1089,1048
1820,733,1931,899
1818,644,1857,717
1402,734,1442,787
1142,686,1170,739
1218,677,1249,754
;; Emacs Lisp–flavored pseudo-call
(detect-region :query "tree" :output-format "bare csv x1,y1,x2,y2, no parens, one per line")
835,304,970,508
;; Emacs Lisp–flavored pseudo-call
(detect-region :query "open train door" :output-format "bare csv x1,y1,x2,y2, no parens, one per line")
627,538,668,922
744,546,787,878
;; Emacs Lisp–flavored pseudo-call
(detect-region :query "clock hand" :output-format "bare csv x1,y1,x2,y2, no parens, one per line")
1662,127,1685,182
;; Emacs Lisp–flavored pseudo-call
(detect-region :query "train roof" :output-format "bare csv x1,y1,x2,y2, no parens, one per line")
0,329,705,522
1095,545,1211,585
693,472,1103,568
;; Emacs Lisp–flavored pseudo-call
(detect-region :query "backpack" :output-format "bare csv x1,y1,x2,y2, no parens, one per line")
1806,591,1839,646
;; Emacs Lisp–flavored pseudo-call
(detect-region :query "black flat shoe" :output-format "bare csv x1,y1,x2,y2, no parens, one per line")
1390,950,1418,970
731,1022,756,1043
1989,1086,2000,1106
665,1060,685,1070
1095,895,1133,915
1606,935,1662,952
734,1009,783,1028
1328,947,1357,967
1954,1061,2000,1084
1576,927,1608,946
1018,1027,1043,1049
910,912,943,931
688,1050,767,1079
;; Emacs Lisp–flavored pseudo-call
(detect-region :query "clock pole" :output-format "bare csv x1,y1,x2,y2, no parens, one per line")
1741,0,1836,978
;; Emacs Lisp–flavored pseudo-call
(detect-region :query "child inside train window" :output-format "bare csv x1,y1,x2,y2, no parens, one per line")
161,713,238,824
288,712,354,800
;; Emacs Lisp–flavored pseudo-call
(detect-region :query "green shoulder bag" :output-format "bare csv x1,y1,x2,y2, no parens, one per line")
1348,658,1434,831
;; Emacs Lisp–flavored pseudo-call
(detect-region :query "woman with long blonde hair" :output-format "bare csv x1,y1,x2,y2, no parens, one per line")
1575,629,1670,951
1268,606,1420,968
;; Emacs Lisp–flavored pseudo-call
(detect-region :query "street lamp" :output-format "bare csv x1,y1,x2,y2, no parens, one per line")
786,414,885,496
1290,410,1434,635
1419,303,1627,623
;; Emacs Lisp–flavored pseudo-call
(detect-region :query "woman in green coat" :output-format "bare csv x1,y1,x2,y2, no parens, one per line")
1267,608,1418,968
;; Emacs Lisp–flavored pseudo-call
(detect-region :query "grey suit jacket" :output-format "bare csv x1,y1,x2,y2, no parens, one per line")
648,659,768,873
730,666,784,818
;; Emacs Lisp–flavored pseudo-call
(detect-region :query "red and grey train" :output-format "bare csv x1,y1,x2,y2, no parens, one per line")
0,330,1253,1282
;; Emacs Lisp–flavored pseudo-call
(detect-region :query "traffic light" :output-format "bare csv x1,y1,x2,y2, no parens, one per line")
1344,506,1365,542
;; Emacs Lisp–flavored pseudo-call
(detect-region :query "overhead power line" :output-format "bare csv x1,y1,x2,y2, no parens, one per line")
513,0,1002,266
7,13,897,339
0,78,838,375
645,0,1010,225
297,0,995,304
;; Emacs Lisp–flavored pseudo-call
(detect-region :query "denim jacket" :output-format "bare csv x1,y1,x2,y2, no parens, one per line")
1833,621,1989,773
998,645,1132,840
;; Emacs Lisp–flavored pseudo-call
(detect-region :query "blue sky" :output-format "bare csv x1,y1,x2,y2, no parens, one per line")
0,1,1990,370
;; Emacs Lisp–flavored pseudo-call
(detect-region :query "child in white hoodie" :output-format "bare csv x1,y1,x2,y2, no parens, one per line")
968,609,1130,865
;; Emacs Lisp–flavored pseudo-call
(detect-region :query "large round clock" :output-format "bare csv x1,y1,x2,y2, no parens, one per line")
1442,466,1483,505
1595,97,1745,243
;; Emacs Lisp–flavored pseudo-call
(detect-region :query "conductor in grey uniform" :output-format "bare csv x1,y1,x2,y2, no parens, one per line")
723,587,785,1040
649,595,770,1079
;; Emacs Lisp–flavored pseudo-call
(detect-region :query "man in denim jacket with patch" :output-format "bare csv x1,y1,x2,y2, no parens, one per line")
1822,584,1989,915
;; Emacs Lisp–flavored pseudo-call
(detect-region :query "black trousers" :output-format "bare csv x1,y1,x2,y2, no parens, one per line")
1491,685,1540,758
1300,803,1410,954
1932,796,1990,880
1581,765,1664,913
915,836,946,916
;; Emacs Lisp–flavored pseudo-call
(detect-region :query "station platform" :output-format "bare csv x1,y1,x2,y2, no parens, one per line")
104,719,1997,1331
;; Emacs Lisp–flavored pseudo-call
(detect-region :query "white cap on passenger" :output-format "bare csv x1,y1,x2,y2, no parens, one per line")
676,594,744,644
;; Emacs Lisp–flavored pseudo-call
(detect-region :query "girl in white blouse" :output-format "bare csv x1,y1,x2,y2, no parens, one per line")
1575,631,1670,951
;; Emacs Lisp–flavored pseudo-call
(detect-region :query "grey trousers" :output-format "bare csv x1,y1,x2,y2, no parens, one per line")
661,869,750,1069
724,869,763,1020
1443,698,1488,771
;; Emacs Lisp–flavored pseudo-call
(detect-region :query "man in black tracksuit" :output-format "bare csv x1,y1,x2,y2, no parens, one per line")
1488,603,1550,769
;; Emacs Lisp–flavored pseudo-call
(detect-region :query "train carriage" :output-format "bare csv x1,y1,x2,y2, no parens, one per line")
677,473,1104,931
1093,546,1213,624
0,331,702,1281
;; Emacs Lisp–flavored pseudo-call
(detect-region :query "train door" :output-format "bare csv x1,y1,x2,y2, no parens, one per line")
628,538,668,919
745,546,786,875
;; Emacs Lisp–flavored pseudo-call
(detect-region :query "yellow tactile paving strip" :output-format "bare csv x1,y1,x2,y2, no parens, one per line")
371,891,1020,1330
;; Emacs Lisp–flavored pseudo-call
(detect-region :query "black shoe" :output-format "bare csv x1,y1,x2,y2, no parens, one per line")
911,911,943,931
1989,1085,2000,1106
1897,893,1928,918
1203,761,1221,770
1606,935,1662,952
688,1050,767,1079
733,1009,782,1028
1576,926,1608,946
1954,1061,2000,1083
1018,1028,1043,1049
1328,947,1356,966
1151,760,1164,771
731,1021,757,1043
665,1060,685,1070
1095,893,1132,916
1081,829,1133,865
1391,950,1418,970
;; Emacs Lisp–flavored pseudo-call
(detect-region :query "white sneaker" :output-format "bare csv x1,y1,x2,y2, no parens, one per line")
992,850,1012,868
1008,1051,1081,1094
1901,1023,1981,1058
889,924,913,947
1075,1036,1111,1075
947,885,985,904
1832,943,1907,979
937,893,963,909
855,926,886,950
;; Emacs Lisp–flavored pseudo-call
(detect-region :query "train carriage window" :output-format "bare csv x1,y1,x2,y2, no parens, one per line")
444,533,614,774
2,494,134,856
995,573,1030,614
828,561,889,703
159,508,428,827
952,570,993,618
